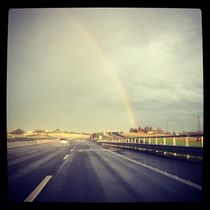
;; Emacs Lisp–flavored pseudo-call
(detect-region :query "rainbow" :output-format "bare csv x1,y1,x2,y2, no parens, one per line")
63,11,138,128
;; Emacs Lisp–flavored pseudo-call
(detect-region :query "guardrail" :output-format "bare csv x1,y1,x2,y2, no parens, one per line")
97,136,203,161
100,142,203,156
98,136,203,147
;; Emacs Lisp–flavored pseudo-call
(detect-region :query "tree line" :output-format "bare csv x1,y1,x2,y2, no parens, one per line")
129,126,164,133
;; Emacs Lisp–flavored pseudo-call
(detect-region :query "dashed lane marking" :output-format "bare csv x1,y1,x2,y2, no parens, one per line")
24,175,52,202
63,154,70,160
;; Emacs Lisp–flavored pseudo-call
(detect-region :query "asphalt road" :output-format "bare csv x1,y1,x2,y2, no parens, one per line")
7,140,202,202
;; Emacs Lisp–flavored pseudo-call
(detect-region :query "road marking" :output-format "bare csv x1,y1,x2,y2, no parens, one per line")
101,147,202,191
70,149,74,152
24,175,52,202
63,154,69,160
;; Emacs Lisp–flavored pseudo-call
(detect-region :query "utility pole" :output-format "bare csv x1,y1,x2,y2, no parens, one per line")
197,114,201,132
196,114,202,141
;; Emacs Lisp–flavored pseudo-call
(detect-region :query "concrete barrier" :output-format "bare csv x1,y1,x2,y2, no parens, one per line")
7,141,37,148
35,139,59,144
7,138,59,149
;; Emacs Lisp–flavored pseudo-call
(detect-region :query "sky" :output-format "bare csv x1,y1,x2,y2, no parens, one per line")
7,8,203,133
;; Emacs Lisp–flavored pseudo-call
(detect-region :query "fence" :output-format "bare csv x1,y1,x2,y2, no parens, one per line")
97,136,203,161
97,136,203,147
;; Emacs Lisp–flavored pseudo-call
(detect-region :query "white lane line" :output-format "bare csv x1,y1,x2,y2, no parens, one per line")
63,154,70,160
70,149,74,152
101,147,202,191
24,175,52,202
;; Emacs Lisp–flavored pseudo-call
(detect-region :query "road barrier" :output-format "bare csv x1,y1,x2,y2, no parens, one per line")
7,141,37,148
7,138,59,148
97,136,203,147
97,136,203,162
101,142,203,156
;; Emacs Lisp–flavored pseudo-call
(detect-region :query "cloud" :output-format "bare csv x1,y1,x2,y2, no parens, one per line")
7,8,203,132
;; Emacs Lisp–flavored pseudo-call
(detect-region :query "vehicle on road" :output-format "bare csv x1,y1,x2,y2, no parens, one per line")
59,138,68,144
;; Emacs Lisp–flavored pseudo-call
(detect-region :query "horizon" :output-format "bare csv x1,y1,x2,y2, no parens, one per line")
7,126,203,134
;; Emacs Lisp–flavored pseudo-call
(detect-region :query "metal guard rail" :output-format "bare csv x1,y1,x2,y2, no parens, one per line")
101,142,203,157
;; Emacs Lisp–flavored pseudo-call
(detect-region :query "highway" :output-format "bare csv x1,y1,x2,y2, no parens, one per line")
7,140,202,202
